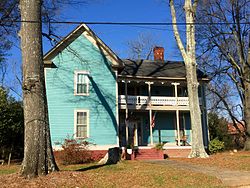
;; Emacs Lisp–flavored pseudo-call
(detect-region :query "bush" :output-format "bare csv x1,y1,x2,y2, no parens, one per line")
209,138,225,154
58,137,93,165
154,143,165,150
208,112,235,150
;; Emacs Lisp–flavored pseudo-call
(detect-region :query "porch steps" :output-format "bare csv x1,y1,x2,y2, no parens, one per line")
134,149,164,160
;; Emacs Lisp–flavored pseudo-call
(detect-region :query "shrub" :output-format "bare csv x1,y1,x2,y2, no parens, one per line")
58,137,93,165
154,143,165,150
208,112,236,150
209,138,225,154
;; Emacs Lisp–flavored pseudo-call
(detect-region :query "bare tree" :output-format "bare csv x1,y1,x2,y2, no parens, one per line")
169,0,208,158
127,33,157,60
0,0,19,81
20,0,58,178
196,0,250,150
0,0,89,83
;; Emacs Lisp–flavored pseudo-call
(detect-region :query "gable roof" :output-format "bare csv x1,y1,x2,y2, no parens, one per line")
43,24,123,68
119,59,208,81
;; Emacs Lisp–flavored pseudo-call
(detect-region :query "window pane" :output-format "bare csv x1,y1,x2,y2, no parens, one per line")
76,73,88,94
82,112,87,124
77,112,87,124
77,84,88,94
82,84,87,93
77,74,83,83
77,125,87,137
77,126,83,137
77,112,83,124
77,84,81,93
77,73,88,84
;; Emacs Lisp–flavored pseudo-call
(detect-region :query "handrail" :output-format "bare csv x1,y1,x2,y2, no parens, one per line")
118,95,190,106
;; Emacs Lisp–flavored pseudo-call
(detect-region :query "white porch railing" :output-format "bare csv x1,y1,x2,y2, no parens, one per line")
118,95,190,106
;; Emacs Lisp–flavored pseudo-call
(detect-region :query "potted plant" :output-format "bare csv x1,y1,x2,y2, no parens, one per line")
126,144,133,155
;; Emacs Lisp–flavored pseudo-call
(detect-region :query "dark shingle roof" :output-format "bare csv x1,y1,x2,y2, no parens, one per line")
119,59,206,79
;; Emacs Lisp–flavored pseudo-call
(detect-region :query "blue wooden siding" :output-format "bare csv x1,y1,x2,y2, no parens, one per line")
151,112,176,144
45,34,117,146
142,115,150,145
180,112,191,143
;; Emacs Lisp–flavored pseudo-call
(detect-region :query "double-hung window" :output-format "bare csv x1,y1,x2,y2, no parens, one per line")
75,71,89,95
75,110,89,138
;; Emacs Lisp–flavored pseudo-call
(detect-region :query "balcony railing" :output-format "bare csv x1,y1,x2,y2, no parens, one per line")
118,95,190,106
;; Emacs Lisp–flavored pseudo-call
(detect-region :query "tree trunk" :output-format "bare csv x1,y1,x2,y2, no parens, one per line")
170,0,208,158
186,64,208,157
243,48,250,150
20,0,58,178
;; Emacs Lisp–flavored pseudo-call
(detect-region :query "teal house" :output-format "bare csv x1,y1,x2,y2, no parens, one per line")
44,24,209,158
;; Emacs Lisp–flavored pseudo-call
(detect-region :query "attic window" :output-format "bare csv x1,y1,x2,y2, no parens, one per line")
74,71,89,95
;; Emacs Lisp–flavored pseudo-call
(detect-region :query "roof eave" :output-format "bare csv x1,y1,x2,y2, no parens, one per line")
118,75,210,82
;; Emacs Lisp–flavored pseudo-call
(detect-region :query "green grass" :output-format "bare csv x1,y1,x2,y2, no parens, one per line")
238,155,250,158
0,165,19,175
153,174,165,186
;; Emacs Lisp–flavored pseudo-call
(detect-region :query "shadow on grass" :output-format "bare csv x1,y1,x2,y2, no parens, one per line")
76,164,113,172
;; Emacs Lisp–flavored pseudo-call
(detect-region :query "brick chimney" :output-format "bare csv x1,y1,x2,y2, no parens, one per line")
153,46,164,61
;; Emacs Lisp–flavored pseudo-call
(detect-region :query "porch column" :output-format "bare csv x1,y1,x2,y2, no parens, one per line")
145,81,153,106
146,81,154,145
171,82,180,105
149,109,153,145
125,80,129,145
134,123,138,146
183,113,186,134
176,110,180,146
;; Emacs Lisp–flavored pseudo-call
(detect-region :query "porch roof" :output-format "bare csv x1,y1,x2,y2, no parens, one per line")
118,59,208,81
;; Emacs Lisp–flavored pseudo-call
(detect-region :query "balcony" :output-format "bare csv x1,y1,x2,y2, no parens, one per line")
118,95,189,106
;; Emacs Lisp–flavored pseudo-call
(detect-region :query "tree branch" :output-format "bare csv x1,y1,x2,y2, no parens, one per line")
169,0,187,61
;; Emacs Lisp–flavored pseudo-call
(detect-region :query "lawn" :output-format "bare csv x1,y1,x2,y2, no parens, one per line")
1,151,249,187
171,151,250,171
0,165,20,175
0,161,223,188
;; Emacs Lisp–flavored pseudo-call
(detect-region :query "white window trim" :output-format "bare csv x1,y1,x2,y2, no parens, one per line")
74,70,90,96
74,109,90,138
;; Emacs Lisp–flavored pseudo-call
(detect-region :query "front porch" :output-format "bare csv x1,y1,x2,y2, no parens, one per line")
117,75,209,159
118,110,192,148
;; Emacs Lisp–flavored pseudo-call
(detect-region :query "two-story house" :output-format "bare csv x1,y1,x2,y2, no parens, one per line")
44,24,209,159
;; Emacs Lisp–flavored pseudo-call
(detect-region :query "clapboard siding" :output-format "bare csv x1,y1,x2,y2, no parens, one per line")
152,112,176,144
45,34,117,146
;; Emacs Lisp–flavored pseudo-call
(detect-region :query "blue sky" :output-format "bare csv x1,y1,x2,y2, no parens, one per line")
43,0,183,58
6,0,185,99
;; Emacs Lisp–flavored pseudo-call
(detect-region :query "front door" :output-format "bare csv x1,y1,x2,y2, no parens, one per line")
120,119,144,147
132,121,144,146
137,121,143,146
128,121,137,146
